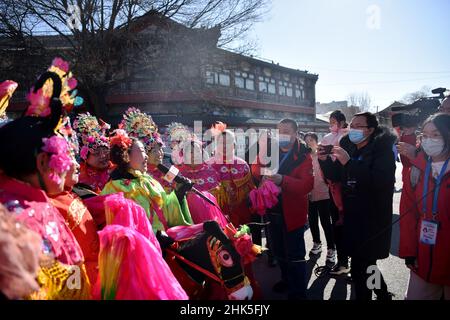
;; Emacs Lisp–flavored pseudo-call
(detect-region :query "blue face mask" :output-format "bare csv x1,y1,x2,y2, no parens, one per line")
348,129,367,144
279,134,292,149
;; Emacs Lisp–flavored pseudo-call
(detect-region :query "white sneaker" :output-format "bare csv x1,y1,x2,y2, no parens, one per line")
326,249,336,265
309,242,322,255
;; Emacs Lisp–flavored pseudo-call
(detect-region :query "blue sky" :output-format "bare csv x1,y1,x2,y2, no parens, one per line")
249,0,450,110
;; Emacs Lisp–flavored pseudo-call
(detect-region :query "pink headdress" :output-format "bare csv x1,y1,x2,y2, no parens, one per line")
73,112,110,161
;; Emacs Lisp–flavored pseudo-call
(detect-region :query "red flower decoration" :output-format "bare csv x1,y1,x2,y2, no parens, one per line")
110,129,132,149
232,234,255,264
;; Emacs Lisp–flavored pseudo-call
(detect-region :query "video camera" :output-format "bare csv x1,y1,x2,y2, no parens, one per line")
391,87,447,128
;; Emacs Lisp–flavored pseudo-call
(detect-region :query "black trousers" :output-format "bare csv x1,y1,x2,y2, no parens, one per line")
267,213,307,299
351,257,389,300
329,197,348,266
249,213,263,246
308,199,335,249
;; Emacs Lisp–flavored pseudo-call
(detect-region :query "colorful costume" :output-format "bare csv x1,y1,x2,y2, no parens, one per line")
118,107,173,191
0,80,18,126
78,162,111,193
167,122,192,165
73,113,111,193
147,164,175,192
0,58,90,300
205,123,260,298
177,163,228,228
94,193,188,300
205,155,256,227
101,169,192,233
50,191,100,285
0,203,41,300
0,176,91,300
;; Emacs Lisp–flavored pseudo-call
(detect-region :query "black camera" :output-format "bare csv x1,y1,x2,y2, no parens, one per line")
391,87,446,128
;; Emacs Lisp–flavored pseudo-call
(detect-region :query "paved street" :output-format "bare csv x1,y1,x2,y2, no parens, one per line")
253,163,409,300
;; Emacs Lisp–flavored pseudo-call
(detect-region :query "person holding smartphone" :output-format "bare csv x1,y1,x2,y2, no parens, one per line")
304,132,336,265
318,110,350,275
319,112,397,300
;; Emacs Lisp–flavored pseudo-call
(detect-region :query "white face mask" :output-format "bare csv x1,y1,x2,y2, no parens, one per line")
421,138,445,157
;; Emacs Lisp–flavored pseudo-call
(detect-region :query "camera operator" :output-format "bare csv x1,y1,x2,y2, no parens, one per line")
438,96,450,114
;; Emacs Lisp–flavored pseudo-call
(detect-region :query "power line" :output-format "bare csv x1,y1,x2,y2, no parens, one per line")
319,75,450,86
312,67,450,75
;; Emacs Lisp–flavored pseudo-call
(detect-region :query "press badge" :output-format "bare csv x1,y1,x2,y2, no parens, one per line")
419,219,439,245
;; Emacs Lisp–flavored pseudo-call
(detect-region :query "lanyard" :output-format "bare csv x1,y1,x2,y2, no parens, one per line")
422,157,449,217
279,147,293,172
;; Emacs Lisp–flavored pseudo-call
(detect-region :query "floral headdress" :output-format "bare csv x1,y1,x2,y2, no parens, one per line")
167,122,191,144
73,112,110,160
25,57,83,118
119,107,163,151
58,116,80,157
178,132,204,150
0,80,18,124
110,129,133,149
41,136,73,185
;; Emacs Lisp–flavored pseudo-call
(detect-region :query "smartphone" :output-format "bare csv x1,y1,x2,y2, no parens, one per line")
319,145,333,155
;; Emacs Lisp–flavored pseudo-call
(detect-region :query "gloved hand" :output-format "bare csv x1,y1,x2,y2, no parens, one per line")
174,178,194,202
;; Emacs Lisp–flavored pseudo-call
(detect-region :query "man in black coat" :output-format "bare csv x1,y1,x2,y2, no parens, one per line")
319,112,397,300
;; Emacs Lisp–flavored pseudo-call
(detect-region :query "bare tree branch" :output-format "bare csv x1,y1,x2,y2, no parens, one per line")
0,0,270,117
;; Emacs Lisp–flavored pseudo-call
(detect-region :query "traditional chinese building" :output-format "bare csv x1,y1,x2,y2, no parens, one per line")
5,11,325,133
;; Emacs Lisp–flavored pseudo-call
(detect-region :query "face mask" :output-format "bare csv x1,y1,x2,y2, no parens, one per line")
278,134,292,149
329,124,339,133
348,129,367,144
421,138,445,157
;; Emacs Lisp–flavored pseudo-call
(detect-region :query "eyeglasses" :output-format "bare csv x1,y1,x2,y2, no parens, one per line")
349,125,368,129
416,133,443,140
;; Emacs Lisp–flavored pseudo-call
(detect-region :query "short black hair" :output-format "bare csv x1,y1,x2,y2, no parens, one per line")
353,112,379,129
304,132,318,142
278,118,298,132
330,110,346,124
422,113,450,155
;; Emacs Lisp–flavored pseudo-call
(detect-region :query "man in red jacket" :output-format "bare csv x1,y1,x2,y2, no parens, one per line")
252,119,314,300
